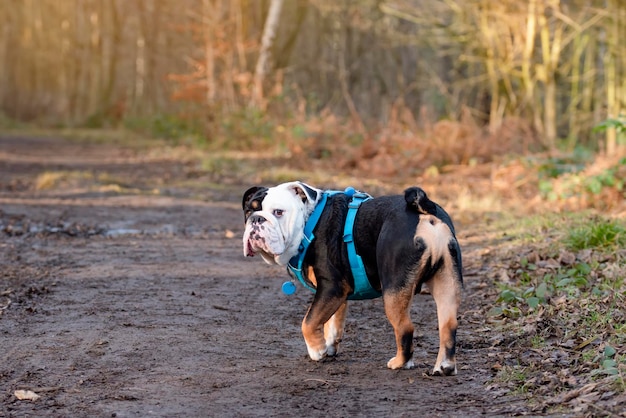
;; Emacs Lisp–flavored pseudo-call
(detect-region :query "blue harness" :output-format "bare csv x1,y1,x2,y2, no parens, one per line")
286,187,382,300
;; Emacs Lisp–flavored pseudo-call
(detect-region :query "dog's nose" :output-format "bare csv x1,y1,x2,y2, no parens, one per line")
251,214,266,224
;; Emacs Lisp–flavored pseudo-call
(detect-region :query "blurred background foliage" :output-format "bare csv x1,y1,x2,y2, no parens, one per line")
0,0,624,209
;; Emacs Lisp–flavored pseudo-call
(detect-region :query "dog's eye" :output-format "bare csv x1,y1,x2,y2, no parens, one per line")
273,209,285,217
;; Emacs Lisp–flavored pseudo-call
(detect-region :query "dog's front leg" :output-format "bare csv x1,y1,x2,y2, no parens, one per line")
324,301,348,356
302,294,347,361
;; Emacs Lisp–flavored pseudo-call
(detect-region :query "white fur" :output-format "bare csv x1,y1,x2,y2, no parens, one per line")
324,319,339,356
387,357,415,370
414,215,452,265
433,360,457,376
243,182,321,266
306,342,327,361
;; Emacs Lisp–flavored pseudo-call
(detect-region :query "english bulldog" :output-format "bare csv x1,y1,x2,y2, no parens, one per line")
242,181,463,375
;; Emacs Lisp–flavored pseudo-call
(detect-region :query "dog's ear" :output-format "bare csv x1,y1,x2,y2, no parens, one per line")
290,182,318,205
242,186,268,221
242,186,262,210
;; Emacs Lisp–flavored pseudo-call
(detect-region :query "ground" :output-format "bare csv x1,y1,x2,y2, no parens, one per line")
0,134,570,417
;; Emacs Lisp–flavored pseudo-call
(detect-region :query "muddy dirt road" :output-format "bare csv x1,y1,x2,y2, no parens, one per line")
1,135,521,417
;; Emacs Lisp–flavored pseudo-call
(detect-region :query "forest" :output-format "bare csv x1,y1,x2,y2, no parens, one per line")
1,0,624,156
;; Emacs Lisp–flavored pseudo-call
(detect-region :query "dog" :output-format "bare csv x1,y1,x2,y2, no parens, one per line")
242,181,463,375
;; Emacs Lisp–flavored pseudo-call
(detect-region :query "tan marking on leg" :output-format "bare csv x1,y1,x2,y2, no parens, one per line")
324,302,348,356
414,214,461,376
302,281,350,361
302,315,327,361
306,266,317,287
384,290,415,369
429,261,461,376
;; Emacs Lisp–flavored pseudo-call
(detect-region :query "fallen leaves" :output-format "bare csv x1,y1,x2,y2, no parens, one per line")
476,217,626,416
546,383,599,410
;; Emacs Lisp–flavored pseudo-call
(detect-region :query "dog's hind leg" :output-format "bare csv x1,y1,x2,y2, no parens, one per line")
383,289,416,369
413,214,462,376
428,259,461,376
324,301,348,356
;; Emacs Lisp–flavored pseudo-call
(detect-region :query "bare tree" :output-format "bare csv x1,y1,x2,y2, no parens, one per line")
252,0,284,108
0,0,623,155
604,0,625,154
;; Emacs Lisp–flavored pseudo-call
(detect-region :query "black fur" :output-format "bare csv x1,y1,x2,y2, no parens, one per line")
242,186,268,222
301,189,462,297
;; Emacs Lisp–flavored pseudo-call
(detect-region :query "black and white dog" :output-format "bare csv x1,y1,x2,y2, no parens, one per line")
242,181,463,375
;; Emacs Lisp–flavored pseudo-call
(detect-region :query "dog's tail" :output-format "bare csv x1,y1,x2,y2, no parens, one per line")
405,186,463,291
404,187,438,216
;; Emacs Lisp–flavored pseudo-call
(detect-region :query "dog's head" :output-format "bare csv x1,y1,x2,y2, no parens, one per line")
242,181,320,265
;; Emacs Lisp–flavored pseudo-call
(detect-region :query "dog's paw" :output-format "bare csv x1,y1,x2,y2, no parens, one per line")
306,344,328,361
387,357,415,370
432,360,457,376
325,343,338,357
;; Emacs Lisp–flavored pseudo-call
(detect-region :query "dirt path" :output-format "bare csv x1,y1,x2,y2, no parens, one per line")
1,135,522,417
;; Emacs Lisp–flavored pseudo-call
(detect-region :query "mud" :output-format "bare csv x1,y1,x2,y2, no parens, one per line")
1,135,522,417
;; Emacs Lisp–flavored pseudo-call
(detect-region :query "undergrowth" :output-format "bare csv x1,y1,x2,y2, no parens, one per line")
490,214,626,414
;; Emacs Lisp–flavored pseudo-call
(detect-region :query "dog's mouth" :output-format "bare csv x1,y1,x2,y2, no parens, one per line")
246,241,256,257
243,218,286,264
246,240,279,261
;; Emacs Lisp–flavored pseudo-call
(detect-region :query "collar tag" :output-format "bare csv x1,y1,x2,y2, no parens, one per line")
282,281,297,295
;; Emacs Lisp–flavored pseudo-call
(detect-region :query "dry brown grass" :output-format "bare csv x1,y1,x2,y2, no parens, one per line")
275,108,624,217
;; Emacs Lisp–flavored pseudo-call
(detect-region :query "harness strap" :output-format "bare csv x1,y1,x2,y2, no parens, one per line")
286,192,331,293
343,192,381,300
286,189,381,300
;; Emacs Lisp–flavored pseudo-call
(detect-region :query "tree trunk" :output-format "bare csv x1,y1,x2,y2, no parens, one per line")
133,1,147,114
88,7,102,118
479,4,502,134
100,0,120,120
605,0,623,155
0,4,12,108
538,0,562,150
567,33,586,148
202,0,217,106
522,0,538,132
252,0,284,109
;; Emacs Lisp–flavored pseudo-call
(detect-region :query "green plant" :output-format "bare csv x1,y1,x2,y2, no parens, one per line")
488,211,626,408
591,345,620,377
0,111,25,129
585,164,625,195
496,366,532,394
537,147,626,204
124,113,204,143
530,335,545,349
495,260,595,315
593,116,626,138
220,107,274,148
538,157,586,179
566,219,626,250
